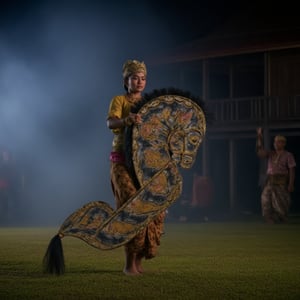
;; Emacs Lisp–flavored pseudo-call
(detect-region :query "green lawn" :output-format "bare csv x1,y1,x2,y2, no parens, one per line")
0,219,300,299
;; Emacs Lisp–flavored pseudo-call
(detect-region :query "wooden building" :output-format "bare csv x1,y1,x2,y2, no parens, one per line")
148,14,300,217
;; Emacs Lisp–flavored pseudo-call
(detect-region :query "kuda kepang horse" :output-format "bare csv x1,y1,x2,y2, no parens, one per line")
43,88,206,275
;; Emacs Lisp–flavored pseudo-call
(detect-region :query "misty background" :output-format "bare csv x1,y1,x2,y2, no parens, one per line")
0,0,233,225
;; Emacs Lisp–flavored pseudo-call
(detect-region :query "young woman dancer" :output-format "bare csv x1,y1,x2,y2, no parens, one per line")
107,60,165,275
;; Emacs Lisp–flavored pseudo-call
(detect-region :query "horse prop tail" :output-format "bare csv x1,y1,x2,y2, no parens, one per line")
43,234,65,275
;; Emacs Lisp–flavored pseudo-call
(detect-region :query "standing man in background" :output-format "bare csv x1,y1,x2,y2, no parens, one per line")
256,128,296,224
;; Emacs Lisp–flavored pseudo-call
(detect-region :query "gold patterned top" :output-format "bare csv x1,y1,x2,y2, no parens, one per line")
107,95,138,152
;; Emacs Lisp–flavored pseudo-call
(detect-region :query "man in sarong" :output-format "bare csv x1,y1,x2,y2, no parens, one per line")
256,128,296,223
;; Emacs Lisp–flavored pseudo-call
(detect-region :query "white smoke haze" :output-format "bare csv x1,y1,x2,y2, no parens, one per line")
0,1,177,225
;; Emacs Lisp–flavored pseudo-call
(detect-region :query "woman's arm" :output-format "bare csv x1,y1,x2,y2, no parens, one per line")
107,117,126,129
107,113,141,129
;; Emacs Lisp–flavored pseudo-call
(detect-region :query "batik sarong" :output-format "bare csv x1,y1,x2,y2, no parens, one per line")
110,162,165,258
261,175,290,222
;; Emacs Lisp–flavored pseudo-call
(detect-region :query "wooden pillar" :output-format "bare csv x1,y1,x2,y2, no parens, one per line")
202,59,209,100
229,62,234,98
229,139,236,212
202,138,208,176
228,60,236,212
202,59,209,176
261,53,271,176
264,52,271,97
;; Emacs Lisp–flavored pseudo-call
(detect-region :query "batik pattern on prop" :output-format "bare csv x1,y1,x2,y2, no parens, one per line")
58,92,206,250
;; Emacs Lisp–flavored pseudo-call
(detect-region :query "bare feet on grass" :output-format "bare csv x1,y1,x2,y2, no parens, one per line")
123,259,144,275
135,255,144,274
123,250,142,275
123,267,140,276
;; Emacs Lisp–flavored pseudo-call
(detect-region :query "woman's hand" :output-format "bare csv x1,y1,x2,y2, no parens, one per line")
125,113,142,125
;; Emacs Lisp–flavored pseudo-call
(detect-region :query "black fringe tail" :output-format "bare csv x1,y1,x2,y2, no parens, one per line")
43,234,65,275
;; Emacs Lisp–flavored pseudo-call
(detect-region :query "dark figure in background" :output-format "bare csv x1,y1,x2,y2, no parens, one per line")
256,128,296,223
0,148,17,223
191,173,212,222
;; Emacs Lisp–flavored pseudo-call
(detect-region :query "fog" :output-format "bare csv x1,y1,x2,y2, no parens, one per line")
0,1,181,225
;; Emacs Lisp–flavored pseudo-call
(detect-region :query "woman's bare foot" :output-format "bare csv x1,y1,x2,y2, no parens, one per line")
135,255,144,273
123,267,140,276
123,250,140,275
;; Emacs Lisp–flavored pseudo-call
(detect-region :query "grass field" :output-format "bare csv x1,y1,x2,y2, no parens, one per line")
0,218,300,300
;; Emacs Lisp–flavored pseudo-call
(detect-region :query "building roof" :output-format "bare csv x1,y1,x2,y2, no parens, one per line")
149,13,300,65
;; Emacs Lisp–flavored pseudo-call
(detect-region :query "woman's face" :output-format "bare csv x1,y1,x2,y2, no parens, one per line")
126,72,146,93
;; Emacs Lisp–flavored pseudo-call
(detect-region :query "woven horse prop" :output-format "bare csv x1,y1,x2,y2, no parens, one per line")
43,89,206,275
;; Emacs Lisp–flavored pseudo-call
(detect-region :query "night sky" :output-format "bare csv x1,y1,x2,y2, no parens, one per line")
0,0,292,225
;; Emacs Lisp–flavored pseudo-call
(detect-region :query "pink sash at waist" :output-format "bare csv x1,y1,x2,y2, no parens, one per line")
110,151,125,163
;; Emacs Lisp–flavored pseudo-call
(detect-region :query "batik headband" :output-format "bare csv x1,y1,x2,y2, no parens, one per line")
122,60,147,79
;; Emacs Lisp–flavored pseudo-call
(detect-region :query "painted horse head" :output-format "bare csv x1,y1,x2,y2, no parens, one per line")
127,88,206,186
